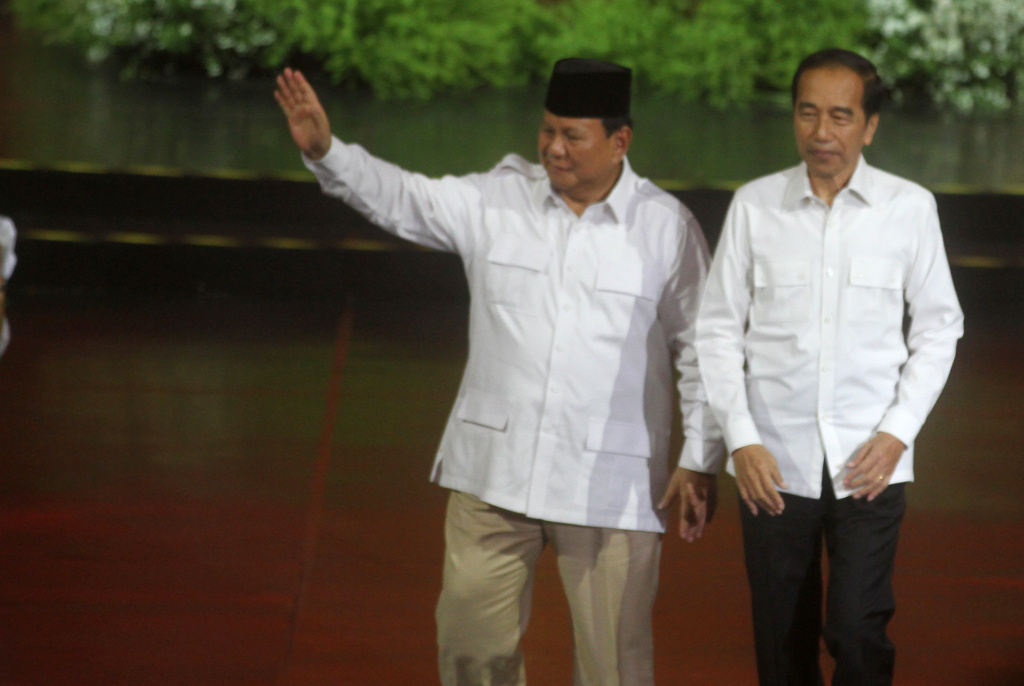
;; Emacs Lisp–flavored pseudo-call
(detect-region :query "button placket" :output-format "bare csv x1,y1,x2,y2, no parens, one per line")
818,201,841,427
541,212,581,443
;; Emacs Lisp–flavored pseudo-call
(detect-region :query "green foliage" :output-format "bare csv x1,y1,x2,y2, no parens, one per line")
678,0,865,105
11,0,284,78
282,0,551,97
529,0,676,78
20,0,1015,113
9,0,548,92
9,0,868,103
531,0,869,107
866,0,1024,112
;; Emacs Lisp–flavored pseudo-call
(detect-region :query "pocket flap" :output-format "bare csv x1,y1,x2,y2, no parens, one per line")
596,260,653,300
754,260,810,288
488,237,552,273
457,388,511,431
849,258,903,289
586,419,651,458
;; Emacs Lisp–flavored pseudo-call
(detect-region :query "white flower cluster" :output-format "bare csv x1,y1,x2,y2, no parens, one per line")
80,0,276,78
868,0,1024,111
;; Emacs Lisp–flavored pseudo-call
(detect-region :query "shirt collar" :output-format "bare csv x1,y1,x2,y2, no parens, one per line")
544,157,636,224
783,155,875,209
602,157,636,223
845,155,874,206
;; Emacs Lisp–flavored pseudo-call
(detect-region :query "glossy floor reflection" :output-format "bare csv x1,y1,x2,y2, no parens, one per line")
1,293,1022,685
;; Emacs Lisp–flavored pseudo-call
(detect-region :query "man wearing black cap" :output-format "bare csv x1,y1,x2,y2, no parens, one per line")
276,58,722,686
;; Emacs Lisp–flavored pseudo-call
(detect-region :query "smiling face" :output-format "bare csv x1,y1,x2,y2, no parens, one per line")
538,111,630,212
794,66,879,203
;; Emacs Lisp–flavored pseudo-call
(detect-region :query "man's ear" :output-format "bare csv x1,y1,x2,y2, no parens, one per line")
612,125,633,159
863,113,879,147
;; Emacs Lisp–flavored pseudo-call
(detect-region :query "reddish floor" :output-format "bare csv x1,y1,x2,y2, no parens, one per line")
1,294,1021,685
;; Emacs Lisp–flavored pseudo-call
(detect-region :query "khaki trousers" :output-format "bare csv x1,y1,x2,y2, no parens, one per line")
436,491,662,686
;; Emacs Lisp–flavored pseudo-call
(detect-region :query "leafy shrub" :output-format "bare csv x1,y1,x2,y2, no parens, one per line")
531,0,869,107
9,0,547,90
529,0,676,81
21,0,1020,113
867,0,1024,112
10,0,285,78
283,0,551,97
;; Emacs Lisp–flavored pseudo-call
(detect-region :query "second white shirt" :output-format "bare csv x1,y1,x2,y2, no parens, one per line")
696,158,963,499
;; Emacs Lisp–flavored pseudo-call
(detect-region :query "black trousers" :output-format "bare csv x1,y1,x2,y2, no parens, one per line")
740,467,906,686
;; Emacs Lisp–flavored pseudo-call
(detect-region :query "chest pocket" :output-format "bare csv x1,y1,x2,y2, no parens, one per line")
593,257,659,335
457,387,511,431
595,259,657,300
752,260,811,324
486,237,552,313
846,257,904,323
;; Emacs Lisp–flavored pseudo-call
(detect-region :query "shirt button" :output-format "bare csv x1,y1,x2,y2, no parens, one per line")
826,268,834,277
824,316,832,324
550,386,559,393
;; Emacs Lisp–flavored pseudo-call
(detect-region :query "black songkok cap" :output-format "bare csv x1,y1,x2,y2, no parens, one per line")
544,58,632,118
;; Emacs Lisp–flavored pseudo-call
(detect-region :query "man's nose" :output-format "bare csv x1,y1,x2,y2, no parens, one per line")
547,135,567,156
812,116,831,140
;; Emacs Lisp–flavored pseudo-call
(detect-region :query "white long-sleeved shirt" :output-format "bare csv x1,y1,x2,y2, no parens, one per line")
306,137,723,531
695,158,963,499
0,216,16,358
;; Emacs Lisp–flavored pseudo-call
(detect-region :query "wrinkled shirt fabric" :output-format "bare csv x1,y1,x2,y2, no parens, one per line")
0,216,16,357
696,158,963,499
306,137,722,531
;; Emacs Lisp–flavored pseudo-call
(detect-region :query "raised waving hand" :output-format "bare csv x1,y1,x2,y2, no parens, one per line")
274,68,333,161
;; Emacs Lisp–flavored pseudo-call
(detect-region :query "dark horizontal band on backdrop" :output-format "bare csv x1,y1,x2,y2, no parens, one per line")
14,226,1021,269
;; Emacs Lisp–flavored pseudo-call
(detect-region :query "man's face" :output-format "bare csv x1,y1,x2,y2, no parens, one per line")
794,66,879,190
538,111,629,200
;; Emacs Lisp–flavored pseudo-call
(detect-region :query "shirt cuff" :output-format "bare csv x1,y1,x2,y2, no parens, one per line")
723,415,763,456
876,406,920,448
677,436,728,474
302,135,344,173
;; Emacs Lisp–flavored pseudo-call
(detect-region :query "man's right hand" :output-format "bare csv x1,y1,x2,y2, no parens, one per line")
732,444,788,516
274,68,333,161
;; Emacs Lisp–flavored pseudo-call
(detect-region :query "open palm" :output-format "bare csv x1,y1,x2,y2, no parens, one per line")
274,68,332,161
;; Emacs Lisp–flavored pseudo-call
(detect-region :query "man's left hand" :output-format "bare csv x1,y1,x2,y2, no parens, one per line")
659,467,718,542
844,431,906,501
